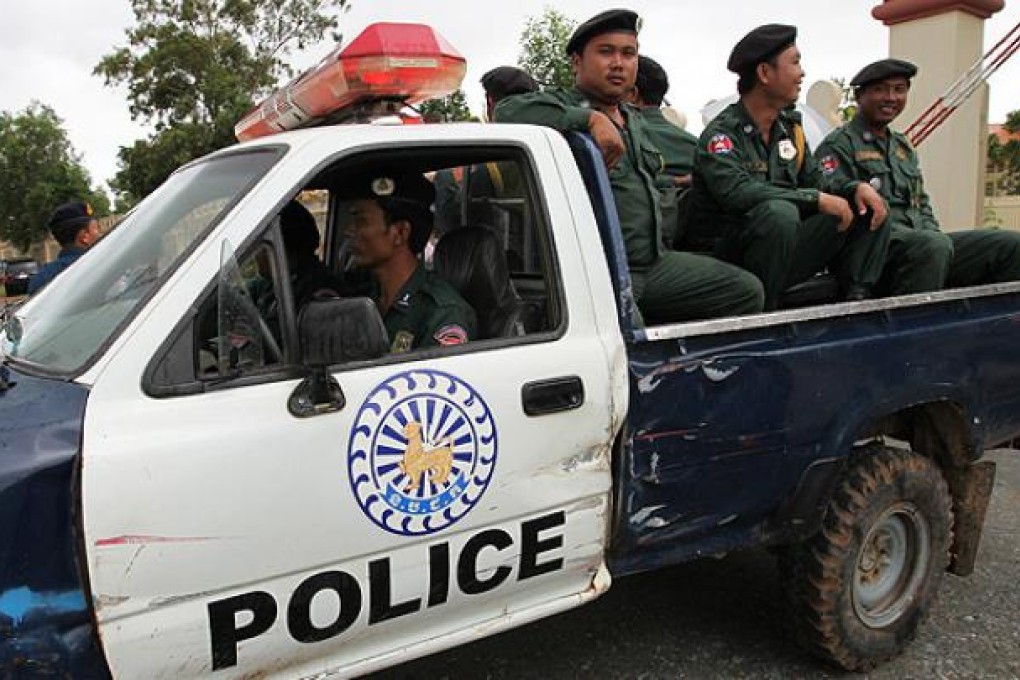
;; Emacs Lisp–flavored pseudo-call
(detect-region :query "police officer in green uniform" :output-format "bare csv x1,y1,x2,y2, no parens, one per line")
346,172,476,352
632,55,698,247
816,58,1020,294
688,24,890,310
633,55,697,185
495,9,763,323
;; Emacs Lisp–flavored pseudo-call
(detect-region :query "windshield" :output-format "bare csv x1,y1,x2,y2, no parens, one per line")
1,148,282,375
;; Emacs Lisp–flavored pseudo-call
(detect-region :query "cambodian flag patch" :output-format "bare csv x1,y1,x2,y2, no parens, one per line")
434,324,468,346
708,134,734,155
820,155,839,176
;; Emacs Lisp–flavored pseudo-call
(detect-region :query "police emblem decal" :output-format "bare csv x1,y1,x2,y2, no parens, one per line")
820,155,839,176
348,369,497,536
708,134,734,155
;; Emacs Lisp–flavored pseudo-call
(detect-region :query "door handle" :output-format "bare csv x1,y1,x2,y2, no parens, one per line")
521,376,585,416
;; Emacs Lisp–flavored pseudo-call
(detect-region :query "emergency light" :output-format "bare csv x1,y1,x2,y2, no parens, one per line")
235,23,466,141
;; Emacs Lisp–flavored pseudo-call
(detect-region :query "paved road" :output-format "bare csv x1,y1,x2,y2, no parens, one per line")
371,450,1020,679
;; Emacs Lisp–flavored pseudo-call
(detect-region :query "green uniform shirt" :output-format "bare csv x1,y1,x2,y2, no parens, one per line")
816,116,939,232
376,266,477,352
495,87,666,268
637,107,697,184
688,102,858,250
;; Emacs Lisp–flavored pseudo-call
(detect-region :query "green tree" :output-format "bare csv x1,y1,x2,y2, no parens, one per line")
96,0,349,207
0,103,109,250
987,110,1020,196
419,89,476,123
517,7,576,89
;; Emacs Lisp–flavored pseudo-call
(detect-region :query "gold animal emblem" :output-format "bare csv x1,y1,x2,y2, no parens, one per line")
399,421,454,493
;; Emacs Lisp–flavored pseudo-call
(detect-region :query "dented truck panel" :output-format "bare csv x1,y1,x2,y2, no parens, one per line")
609,292,1020,576
0,366,108,676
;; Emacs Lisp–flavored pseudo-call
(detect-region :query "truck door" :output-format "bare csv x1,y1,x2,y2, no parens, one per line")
80,129,628,677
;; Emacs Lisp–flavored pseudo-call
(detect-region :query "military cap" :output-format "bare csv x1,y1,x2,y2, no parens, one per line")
347,173,436,253
636,55,669,106
566,9,641,56
48,200,94,231
481,66,539,100
727,24,797,73
850,58,918,88
47,200,95,244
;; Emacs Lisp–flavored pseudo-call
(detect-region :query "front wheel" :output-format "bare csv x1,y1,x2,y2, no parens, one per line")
780,445,953,671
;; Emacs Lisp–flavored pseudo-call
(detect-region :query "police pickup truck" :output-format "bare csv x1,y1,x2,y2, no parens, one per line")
1,22,1016,679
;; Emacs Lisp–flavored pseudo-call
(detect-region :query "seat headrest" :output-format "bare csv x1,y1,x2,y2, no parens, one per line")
434,228,518,336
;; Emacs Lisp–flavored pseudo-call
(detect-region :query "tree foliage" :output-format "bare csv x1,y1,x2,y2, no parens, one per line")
419,89,476,123
987,109,1020,196
517,7,576,89
0,103,109,250
96,0,349,207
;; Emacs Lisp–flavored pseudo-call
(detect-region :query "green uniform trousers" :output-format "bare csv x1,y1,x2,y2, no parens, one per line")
714,199,890,310
878,226,1020,295
631,251,764,324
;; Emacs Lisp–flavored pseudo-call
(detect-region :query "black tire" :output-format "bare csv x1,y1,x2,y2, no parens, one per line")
779,445,953,671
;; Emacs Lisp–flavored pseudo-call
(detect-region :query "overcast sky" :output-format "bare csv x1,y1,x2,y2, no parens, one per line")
2,0,1019,193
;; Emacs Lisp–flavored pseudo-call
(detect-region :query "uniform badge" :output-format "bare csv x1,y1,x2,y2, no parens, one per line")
433,324,468,347
395,292,412,308
895,146,908,161
820,155,839,175
778,139,797,161
708,134,734,155
348,369,498,536
372,177,396,196
391,330,414,353
855,150,883,162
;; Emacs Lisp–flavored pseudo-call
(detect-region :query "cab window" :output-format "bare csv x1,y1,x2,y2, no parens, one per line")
146,145,564,394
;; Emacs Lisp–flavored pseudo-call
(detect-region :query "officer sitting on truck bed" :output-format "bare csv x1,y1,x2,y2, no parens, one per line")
344,172,476,352
495,9,764,324
816,58,1020,295
687,24,890,311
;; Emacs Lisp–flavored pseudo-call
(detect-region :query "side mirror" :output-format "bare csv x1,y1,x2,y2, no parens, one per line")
297,296,388,366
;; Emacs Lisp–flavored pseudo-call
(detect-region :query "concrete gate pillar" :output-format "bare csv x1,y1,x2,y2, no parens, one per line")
872,0,1004,230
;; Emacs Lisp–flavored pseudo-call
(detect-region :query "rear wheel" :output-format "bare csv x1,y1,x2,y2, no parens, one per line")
780,445,953,671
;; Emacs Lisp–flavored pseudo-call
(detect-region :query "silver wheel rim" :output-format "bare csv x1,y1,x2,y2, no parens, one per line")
852,501,931,629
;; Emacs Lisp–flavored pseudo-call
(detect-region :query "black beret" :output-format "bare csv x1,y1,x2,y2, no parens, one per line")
481,66,539,100
727,24,797,73
850,58,918,88
636,55,669,105
566,9,641,56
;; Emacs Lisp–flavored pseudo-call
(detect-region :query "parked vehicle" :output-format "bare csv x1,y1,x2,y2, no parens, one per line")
0,22,1013,679
0,257,38,296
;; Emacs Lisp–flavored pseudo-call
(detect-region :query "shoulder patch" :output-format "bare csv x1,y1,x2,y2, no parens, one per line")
707,133,734,155
820,155,839,175
434,324,468,347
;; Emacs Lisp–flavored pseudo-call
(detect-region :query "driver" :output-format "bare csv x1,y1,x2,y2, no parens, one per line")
345,173,476,352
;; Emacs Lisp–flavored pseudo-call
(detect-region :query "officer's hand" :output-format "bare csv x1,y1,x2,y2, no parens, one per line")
854,183,888,231
818,192,854,231
588,111,625,170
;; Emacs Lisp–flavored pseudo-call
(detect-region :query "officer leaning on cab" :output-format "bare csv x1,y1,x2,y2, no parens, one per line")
495,8,764,323
816,58,1020,295
687,25,890,311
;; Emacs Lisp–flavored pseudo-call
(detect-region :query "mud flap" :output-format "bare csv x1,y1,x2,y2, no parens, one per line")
944,460,996,576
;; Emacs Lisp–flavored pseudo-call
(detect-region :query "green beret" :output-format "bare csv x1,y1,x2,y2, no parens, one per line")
480,66,539,100
727,24,797,73
566,9,640,56
850,58,918,88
